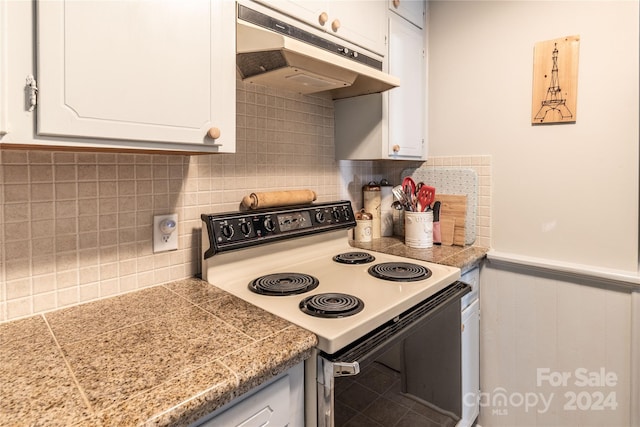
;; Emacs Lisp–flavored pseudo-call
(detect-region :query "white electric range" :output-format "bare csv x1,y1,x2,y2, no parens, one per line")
201,201,470,427
201,200,461,355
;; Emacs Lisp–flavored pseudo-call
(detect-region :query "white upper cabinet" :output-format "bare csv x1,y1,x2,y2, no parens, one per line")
335,3,426,160
253,0,387,55
35,0,236,153
389,0,425,29
387,9,425,158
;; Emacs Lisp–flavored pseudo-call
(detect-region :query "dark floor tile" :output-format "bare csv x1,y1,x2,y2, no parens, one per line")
355,362,399,395
364,395,411,426
383,379,418,409
396,410,442,427
338,381,380,412
342,412,385,427
335,400,358,426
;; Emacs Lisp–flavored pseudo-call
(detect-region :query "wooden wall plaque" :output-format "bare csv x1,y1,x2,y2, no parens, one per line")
531,35,580,124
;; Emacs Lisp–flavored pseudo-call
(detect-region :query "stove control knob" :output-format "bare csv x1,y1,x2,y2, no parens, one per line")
342,208,352,221
240,221,252,236
331,209,341,222
263,217,275,232
315,211,326,223
220,224,234,239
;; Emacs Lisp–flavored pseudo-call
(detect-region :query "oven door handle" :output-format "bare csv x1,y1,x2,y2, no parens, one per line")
318,358,361,427
333,361,360,377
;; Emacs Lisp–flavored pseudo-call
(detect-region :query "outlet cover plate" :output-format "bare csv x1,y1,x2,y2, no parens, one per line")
153,214,178,253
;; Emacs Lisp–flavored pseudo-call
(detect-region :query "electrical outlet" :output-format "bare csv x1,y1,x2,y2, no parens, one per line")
153,214,178,253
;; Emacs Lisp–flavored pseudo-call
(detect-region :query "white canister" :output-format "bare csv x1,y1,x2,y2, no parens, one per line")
404,211,433,248
354,209,373,243
363,182,381,239
393,209,405,236
380,179,394,237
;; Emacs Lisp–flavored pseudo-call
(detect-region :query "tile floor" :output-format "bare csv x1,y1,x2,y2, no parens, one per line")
334,361,458,427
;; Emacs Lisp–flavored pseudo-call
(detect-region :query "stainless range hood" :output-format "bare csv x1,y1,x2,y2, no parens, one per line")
236,5,400,100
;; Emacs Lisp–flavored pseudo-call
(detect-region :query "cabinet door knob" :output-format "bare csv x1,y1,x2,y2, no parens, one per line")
331,19,341,32
393,0,400,8
318,12,328,26
392,144,401,153
208,127,221,139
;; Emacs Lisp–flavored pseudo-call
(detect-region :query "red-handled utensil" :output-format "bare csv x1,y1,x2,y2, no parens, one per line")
417,185,436,211
402,177,416,195
402,177,417,210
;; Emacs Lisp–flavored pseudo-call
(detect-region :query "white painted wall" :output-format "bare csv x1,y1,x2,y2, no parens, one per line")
427,1,639,272
426,3,639,425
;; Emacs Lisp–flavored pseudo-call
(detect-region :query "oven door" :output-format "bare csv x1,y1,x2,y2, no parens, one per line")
316,281,470,427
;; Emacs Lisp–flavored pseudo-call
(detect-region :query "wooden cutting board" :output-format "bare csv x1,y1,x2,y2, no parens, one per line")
435,194,467,246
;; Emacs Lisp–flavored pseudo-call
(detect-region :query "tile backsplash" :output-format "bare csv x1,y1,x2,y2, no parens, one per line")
1,81,491,322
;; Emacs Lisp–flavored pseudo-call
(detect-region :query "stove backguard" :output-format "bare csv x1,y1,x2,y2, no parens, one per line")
201,201,356,258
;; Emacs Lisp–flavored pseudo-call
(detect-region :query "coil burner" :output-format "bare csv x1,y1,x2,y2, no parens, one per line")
299,293,364,318
332,252,376,265
368,262,432,282
249,273,319,296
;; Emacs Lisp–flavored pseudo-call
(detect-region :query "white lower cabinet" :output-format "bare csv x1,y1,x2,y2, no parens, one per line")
460,298,480,427
193,363,304,427
31,0,235,153
459,266,480,427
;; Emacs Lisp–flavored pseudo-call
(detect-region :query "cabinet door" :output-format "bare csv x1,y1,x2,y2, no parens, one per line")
254,0,386,55
252,0,326,29
388,12,425,158
328,1,387,55
195,363,304,427
461,299,480,427
36,0,235,153
389,0,425,29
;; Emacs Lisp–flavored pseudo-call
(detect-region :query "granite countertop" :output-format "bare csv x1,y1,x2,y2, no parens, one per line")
351,237,488,273
0,241,486,427
0,278,317,427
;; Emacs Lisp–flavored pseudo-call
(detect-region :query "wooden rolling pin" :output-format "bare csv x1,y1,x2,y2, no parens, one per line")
241,190,317,210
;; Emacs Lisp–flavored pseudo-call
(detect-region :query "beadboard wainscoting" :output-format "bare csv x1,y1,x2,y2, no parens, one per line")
480,262,633,426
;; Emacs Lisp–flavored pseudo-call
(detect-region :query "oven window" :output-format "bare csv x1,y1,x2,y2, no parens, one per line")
334,349,459,426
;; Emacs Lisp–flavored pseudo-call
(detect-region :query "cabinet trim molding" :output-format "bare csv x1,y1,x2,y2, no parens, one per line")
487,250,640,291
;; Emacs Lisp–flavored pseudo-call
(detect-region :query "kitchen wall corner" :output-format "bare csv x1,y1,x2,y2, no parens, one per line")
423,155,492,249
339,154,491,249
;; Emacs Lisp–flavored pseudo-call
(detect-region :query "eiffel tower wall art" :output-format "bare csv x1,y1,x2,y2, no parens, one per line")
531,35,580,124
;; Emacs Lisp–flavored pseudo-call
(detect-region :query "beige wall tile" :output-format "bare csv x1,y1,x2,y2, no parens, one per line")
55,183,77,200
78,164,97,181
4,203,29,222
5,184,29,202
33,274,56,294
32,258,55,277
5,241,30,259
31,183,54,202
33,292,57,313
6,278,31,299
5,222,29,241
55,165,77,181
0,82,492,322
29,152,53,164
4,165,29,183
